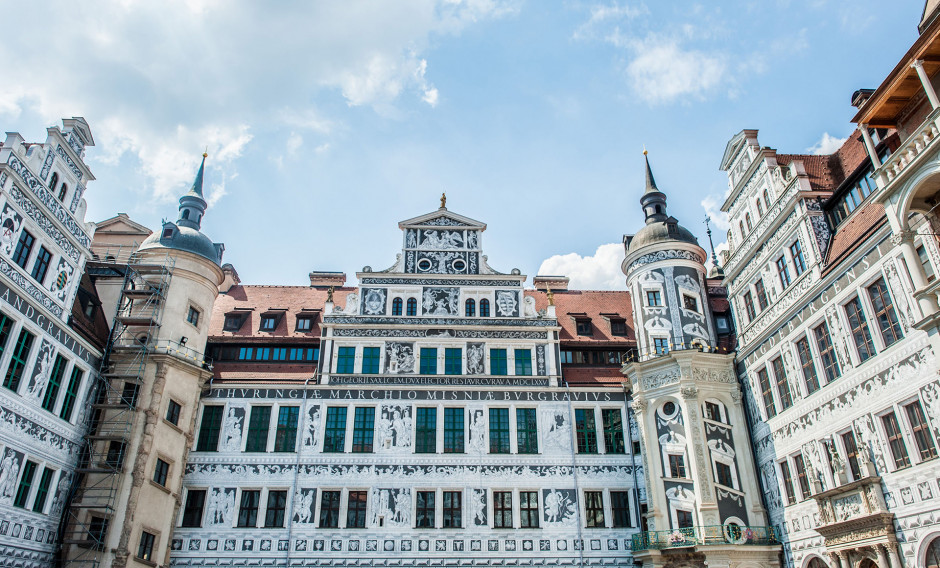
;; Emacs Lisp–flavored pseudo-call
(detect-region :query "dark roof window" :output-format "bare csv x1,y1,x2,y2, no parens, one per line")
610,319,628,337
223,313,246,332
259,314,281,331
576,319,593,336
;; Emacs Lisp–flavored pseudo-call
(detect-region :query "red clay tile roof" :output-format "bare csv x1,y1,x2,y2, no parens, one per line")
211,362,315,383
210,285,356,341
562,366,628,387
775,130,876,193
823,202,887,272
525,290,635,346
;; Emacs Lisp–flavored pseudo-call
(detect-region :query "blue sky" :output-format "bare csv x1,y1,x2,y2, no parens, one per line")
1,1,923,288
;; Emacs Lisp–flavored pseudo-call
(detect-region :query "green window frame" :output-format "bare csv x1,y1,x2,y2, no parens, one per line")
416,407,437,453
323,407,347,453
181,490,206,527
445,348,462,375
362,347,381,374
516,408,538,454
352,407,375,453
346,490,368,528
0,312,13,359
420,348,437,374
273,406,299,452
264,490,288,528
514,349,532,376
319,490,341,528
245,406,272,452
41,354,68,412
237,490,260,527
575,409,598,454
336,346,355,373
443,408,464,453
490,349,507,375
4,329,35,392
196,406,224,452
489,408,510,453
585,491,605,528
602,409,626,454
13,460,37,508
32,467,54,513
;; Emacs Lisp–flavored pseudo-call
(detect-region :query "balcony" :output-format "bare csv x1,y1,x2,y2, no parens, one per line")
877,107,940,187
631,525,779,551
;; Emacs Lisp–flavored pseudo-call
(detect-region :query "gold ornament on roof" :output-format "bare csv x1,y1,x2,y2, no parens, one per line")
547,288,555,306
327,286,334,302
440,192,447,209
203,146,208,158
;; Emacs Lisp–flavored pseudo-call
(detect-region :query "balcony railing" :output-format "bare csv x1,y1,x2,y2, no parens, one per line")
631,525,780,551
878,107,940,187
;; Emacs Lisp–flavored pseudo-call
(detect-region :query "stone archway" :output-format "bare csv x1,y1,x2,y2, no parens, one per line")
857,559,877,568
923,533,940,568
805,556,829,568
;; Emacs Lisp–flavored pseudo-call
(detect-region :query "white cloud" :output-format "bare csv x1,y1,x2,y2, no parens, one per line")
286,132,304,156
701,194,730,231
807,132,847,155
626,37,727,104
573,2,648,42
537,243,626,290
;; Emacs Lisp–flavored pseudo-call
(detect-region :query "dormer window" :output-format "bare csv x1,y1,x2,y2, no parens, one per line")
296,316,313,332
576,319,593,336
667,222,677,235
223,314,246,332
610,319,628,336
260,315,279,331
162,227,175,239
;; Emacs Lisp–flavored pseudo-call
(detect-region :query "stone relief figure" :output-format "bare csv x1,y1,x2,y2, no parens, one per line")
293,489,316,524
470,489,487,525
0,205,22,257
543,489,577,526
675,274,701,293
206,488,235,526
0,451,20,503
466,231,478,249
466,343,484,374
26,340,54,398
495,291,518,317
421,229,463,249
220,408,244,452
542,410,571,453
302,406,321,448
468,410,486,453
854,415,887,473
385,342,415,374
50,472,70,516
362,289,387,315
405,230,417,248
681,322,708,340
804,441,827,491
378,405,413,451
827,441,846,480
885,261,915,331
922,382,940,436
523,295,537,318
369,488,411,527
825,306,853,370
761,462,781,511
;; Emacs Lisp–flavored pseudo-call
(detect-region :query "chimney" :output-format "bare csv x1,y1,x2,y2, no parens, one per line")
309,271,346,289
220,263,241,293
851,89,875,108
533,275,569,291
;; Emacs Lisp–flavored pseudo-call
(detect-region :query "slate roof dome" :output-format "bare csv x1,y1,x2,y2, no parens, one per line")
626,152,700,254
137,153,224,265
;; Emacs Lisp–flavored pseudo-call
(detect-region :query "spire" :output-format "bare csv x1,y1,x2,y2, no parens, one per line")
705,216,724,278
188,151,207,198
177,152,209,230
643,148,659,195
639,149,668,224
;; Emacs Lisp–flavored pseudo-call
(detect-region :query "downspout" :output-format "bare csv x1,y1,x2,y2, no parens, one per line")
562,379,586,567
623,383,643,532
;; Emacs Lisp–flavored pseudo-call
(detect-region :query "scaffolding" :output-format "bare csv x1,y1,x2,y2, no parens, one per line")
58,251,174,568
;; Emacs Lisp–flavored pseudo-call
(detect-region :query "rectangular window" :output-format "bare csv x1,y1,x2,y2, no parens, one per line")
493,491,512,528
716,461,734,488
779,460,796,505
336,346,355,373
196,406,224,452
867,278,904,348
105,441,126,469
237,490,260,527
181,489,206,527
296,316,313,331
777,255,791,288
743,291,756,321
790,240,806,276
514,349,532,375
31,246,51,283
793,454,810,500
245,406,271,452
223,314,244,331
757,368,777,418
520,491,539,528
576,409,598,453
4,329,35,392
187,306,200,327
905,400,938,461
576,320,593,335
443,491,462,528
352,407,375,453
516,408,538,454
259,315,278,331
13,460,36,508
676,509,693,529
682,294,698,312
610,319,628,336
41,354,68,412
653,337,669,355
420,348,438,374
60,366,84,422
415,407,437,453
445,348,462,375
32,467,54,513
274,406,299,452
416,490,435,528
668,454,686,478
12,231,34,268
705,402,722,422
121,381,140,408
319,491,341,528
361,347,380,374
444,408,464,453
137,531,156,562
771,356,793,410
490,349,507,375
602,408,626,454
795,337,820,395
0,313,13,360
755,279,768,310
489,408,510,453
882,411,911,469
87,516,108,549
918,244,936,282
585,491,605,528
813,323,842,383
845,297,876,362
841,431,862,480
323,407,347,453
611,491,630,527
153,458,170,487
346,490,367,528
264,490,288,528
166,399,182,426
646,290,662,307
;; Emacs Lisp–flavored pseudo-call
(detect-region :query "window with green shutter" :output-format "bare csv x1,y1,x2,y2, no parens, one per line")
352,407,375,452
41,354,68,412
336,346,356,373
602,409,626,454
323,407,347,453
245,407,272,452
490,349,507,375
514,349,532,376
273,406,299,452
489,408,510,453
516,408,538,454
0,312,14,358
420,348,437,374
13,461,36,508
445,348,462,375
3,329,34,392
444,408,464,453
196,406,224,452
416,407,437,453
32,467,54,513
576,409,598,454
362,347,380,374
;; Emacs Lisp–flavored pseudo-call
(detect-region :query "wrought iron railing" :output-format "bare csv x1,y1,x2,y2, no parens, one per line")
632,525,779,550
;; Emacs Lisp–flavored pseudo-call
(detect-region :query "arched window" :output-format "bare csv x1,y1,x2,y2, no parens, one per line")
763,188,771,209
465,299,475,317
182,209,190,220
479,299,490,317
392,297,403,316
756,199,764,217
406,298,417,316
739,221,746,238
58,183,67,201
49,172,58,191
806,558,828,568
927,536,940,568
745,213,753,232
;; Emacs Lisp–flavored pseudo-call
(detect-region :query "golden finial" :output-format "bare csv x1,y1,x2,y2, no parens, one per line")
546,287,555,306
643,145,648,156
440,192,447,209
203,146,208,159
327,286,334,302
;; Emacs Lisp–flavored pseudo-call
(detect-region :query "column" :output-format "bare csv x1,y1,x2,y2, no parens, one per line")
893,230,940,315
859,124,883,169
885,542,902,568
913,59,940,110
836,551,851,568
876,544,890,568
828,553,840,568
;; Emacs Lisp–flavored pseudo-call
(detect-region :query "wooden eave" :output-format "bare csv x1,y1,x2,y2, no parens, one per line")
853,21,940,127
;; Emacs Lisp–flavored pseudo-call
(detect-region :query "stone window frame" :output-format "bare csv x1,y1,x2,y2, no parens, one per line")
135,525,161,566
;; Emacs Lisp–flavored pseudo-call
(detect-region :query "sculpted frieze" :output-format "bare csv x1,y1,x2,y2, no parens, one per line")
359,278,511,287
54,145,82,180
690,368,735,384
725,179,799,275
739,268,816,346
0,257,64,318
6,157,91,247
627,250,704,274
39,150,53,181
331,328,546,339
324,316,555,327
638,370,680,391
